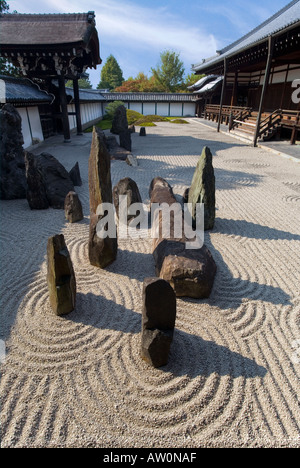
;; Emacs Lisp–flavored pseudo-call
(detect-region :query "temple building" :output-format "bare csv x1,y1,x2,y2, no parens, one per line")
0,11,101,142
191,0,300,145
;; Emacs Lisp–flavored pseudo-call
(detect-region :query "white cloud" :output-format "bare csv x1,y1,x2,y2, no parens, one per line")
9,0,218,65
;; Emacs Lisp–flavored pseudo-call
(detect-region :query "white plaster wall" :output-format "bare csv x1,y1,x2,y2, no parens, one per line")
143,103,156,115
170,103,183,116
17,106,44,149
183,103,196,116
157,103,169,116
128,102,143,113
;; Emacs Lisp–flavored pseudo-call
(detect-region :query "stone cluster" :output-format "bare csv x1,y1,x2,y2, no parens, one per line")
150,175,216,299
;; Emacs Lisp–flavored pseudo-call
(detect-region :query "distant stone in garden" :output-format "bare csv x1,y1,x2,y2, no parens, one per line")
111,105,128,135
139,127,146,136
126,154,138,167
113,177,142,222
129,125,135,133
88,127,117,268
35,152,74,209
188,146,215,230
25,151,49,209
47,234,76,316
64,191,83,223
0,104,27,200
141,277,176,368
69,162,82,186
119,128,132,152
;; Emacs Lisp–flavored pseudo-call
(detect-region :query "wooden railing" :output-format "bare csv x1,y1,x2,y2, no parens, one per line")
280,110,300,145
229,108,253,131
204,104,252,127
257,109,282,139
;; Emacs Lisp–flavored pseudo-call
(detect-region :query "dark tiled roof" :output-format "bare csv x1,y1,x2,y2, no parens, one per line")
0,75,54,104
0,12,97,46
193,0,300,73
103,92,195,102
65,87,107,102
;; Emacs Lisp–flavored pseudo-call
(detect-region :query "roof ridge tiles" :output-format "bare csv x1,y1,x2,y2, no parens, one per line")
220,0,300,55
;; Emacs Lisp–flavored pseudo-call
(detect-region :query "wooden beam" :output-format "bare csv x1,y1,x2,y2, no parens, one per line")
217,58,227,132
73,78,83,135
253,36,275,147
58,74,71,142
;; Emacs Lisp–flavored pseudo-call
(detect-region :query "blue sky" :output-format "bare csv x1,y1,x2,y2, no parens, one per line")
8,0,291,88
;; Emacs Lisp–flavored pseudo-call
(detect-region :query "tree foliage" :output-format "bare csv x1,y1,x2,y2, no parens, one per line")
66,77,92,89
104,100,126,119
0,1,22,77
151,50,185,93
97,55,124,90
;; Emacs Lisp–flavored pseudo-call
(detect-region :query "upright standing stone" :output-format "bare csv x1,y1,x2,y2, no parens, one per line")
111,105,128,135
69,162,82,186
139,127,146,136
88,127,117,268
64,191,83,223
119,128,132,151
25,151,49,210
0,104,27,199
188,146,215,230
113,177,142,222
141,278,176,368
47,234,76,316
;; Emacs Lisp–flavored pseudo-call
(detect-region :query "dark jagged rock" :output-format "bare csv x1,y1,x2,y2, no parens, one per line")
47,234,76,316
0,104,27,199
141,277,176,368
64,191,83,223
69,162,82,186
119,128,132,152
35,152,74,209
188,146,215,230
111,105,128,135
25,151,49,209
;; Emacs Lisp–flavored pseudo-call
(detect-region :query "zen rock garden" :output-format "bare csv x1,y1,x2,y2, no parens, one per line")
0,103,217,368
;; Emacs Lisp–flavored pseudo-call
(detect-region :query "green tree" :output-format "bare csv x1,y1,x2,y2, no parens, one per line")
104,100,125,119
66,77,92,89
151,50,185,93
97,55,124,90
0,1,22,77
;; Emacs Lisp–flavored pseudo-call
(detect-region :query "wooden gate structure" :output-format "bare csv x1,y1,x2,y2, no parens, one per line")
0,12,101,142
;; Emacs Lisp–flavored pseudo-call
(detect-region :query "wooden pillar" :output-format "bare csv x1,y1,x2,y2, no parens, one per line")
217,59,227,132
230,71,238,107
58,74,71,142
253,36,275,147
73,78,83,135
